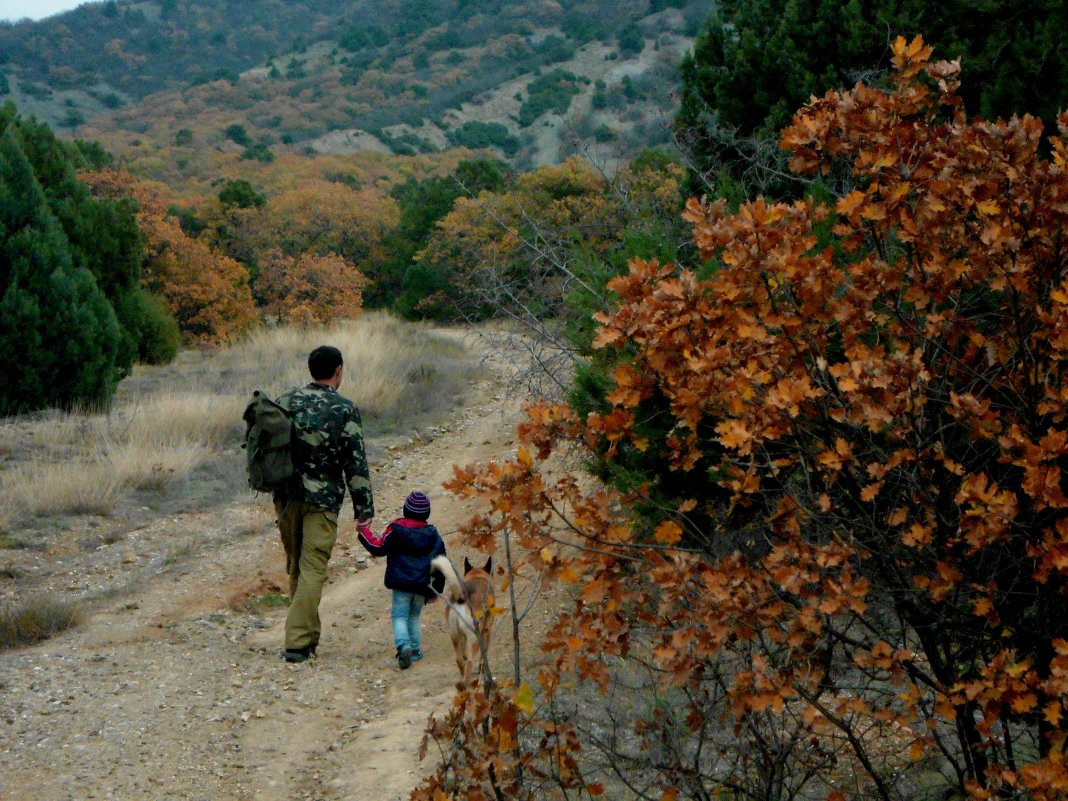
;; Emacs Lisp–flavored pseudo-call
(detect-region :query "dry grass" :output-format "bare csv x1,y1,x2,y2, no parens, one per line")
2,460,125,517
121,392,246,447
0,313,475,525
0,596,84,650
233,503,277,538
106,439,207,491
216,311,470,419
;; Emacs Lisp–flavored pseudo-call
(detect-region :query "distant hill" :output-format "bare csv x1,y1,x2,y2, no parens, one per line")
0,0,714,178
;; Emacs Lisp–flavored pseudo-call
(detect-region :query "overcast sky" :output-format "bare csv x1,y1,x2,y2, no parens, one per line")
2,0,97,22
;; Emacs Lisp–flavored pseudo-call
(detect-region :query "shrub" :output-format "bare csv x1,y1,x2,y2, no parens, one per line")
447,121,520,156
241,142,274,162
218,178,265,209
113,288,180,365
616,25,644,56
422,39,1068,801
517,69,581,127
0,598,83,651
224,124,252,146
535,34,574,64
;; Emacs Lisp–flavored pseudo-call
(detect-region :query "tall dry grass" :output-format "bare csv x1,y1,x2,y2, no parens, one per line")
0,596,83,650
214,311,471,420
0,312,474,525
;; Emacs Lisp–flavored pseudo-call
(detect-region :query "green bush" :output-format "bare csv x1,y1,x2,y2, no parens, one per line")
447,121,519,156
0,106,147,412
676,0,1068,185
339,26,371,51
0,235,126,414
218,178,265,209
241,142,274,162
616,25,644,56
536,34,574,64
395,262,452,320
224,123,251,146
114,288,180,365
518,69,581,127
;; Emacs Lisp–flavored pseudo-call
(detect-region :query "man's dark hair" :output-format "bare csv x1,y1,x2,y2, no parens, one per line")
308,345,343,380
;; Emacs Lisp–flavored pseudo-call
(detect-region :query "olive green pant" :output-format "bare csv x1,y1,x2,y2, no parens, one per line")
275,498,338,651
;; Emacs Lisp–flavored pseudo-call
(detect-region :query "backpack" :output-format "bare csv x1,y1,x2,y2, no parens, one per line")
241,390,296,493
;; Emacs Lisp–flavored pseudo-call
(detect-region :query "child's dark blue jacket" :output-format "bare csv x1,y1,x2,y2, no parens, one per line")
357,518,446,598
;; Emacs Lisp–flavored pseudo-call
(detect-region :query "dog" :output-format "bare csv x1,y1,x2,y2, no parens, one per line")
431,554,495,683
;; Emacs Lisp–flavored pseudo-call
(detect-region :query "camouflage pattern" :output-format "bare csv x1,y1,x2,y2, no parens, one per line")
277,382,374,518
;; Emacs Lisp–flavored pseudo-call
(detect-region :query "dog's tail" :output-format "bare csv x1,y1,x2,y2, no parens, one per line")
431,555,465,604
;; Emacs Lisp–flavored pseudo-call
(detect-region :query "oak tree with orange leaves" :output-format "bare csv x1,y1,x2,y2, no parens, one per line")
255,248,367,326
415,38,1068,801
83,168,257,345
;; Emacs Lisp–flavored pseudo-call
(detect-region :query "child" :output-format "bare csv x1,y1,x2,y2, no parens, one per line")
357,490,446,669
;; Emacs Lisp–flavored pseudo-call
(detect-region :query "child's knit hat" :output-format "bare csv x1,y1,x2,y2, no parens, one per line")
403,491,431,520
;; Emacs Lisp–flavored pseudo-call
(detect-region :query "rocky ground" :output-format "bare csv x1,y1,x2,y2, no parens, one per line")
0,335,549,801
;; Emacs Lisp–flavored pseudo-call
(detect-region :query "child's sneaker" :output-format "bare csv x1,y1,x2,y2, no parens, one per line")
397,645,412,670
410,649,424,662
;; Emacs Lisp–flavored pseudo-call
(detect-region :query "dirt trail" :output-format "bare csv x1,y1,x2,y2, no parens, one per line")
0,334,533,801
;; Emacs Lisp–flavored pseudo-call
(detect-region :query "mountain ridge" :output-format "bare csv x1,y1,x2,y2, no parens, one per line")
1,0,712,175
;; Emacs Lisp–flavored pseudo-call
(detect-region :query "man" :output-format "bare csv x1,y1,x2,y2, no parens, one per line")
275,345,374,663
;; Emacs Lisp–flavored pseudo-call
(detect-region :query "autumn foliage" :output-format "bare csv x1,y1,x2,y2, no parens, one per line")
255,249,367,326
419,38,1068,801
83,168,257,345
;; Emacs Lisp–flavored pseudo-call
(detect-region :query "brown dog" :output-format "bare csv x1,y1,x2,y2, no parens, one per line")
431,554,495,682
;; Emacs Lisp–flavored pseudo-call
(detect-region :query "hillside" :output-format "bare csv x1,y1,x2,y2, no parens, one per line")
0,0,714,175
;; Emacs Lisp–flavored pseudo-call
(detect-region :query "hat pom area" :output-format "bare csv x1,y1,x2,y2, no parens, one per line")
403,490,431,519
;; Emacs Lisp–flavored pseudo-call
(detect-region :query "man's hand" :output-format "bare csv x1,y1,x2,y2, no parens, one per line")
357,515,373,526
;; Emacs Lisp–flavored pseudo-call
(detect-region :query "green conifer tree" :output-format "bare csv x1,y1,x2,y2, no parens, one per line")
0,128,125,413
676,0,1068,195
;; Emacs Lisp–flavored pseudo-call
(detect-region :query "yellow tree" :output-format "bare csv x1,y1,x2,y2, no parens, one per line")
414,155,686,393
256,179,398,262
255,249,367,325
82,168,256,344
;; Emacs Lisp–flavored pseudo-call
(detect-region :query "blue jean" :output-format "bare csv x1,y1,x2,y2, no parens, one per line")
391,590,425,652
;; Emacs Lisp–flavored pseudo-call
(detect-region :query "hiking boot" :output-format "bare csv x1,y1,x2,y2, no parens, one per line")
397,645,412,670
284,645,314,663
410,649,424,662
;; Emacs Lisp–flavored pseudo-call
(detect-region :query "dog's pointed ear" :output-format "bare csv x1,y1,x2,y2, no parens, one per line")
484,556,492,574
464,556,473,574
